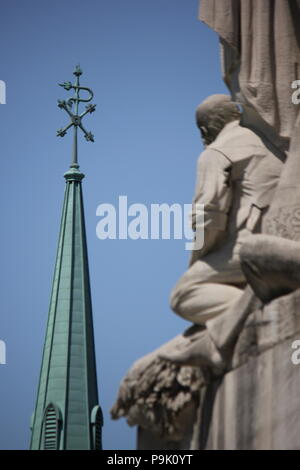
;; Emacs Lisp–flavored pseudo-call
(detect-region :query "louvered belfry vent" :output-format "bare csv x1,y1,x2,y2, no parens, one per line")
91,405,103,450
95,410,102,450
43,404,60,450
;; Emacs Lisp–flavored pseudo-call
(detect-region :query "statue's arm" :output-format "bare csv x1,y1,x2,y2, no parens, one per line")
190,148,232,264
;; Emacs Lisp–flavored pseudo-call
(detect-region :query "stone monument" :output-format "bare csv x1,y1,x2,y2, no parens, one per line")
111,1,300,450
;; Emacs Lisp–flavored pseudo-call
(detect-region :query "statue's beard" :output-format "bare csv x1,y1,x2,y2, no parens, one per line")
203,135,215,146
201,129,221,147
200,126,216,146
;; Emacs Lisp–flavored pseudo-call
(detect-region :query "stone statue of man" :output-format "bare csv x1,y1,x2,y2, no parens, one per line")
169,94,284,326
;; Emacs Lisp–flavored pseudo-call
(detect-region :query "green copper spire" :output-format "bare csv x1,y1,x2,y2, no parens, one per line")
30,67,103,450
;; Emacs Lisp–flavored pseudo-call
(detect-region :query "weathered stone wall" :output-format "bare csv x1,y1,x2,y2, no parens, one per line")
200,336,300,450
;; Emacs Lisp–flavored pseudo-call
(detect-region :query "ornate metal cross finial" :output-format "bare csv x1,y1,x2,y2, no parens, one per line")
57,65,96,168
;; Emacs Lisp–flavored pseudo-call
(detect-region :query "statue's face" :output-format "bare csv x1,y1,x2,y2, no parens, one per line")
197,97,240,147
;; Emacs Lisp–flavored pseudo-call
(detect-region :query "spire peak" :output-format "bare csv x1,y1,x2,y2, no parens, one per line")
57,67,96,169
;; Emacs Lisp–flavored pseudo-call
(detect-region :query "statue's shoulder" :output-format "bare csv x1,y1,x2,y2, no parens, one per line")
210,121,268,162
215,120,263,146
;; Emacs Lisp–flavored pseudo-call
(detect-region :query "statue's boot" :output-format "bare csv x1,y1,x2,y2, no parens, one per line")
159,331,226,374
160,285,261,373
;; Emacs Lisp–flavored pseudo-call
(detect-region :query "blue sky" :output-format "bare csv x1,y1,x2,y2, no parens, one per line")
0,0,227,449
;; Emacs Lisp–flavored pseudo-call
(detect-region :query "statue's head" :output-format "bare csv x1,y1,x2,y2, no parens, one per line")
196,94,241,146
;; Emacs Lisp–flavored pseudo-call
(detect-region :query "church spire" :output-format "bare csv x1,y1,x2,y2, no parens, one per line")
30,67,103,450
